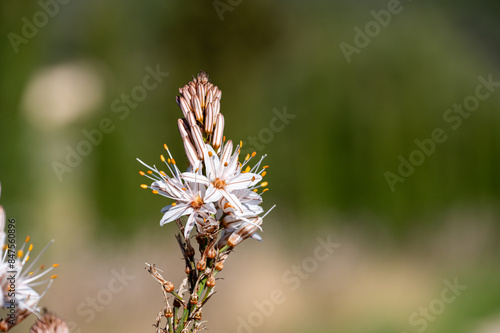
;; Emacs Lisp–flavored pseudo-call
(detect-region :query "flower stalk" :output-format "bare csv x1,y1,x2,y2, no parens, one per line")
139,72,274,332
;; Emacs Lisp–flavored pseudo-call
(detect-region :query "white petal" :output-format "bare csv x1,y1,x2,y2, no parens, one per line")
181,172,210,185
226,173,262,190
221,189,244,213
184,213,197,239
203,144,220,179
204,186,223,203
160,204,193,226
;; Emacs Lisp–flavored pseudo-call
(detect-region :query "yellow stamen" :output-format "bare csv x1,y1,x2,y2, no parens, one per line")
208,151,213,157
40,264,45,270
253,189,258,192
17,250,23,258
28,244,33,252
141,184,148,189
160,171,167,177
147,170,153,174
251,151,257,157
239,140,243,147
262,171,267,177
223,136,226,142
152,190,159,194
263,165,269,169
262,188,269,193
245,154,250,161
164,144,168,150
52,264,59,267
261,182,268,187
25,236,30,243
28,272,34,276
172,202,177,207
168,158,171,164
161,155,166,162
26,255,29,261
244,166,251,173
51,275,58,279
171,159,176,165
139,171,145,176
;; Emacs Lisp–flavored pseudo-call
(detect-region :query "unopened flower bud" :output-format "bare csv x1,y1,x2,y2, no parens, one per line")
190,293,199,304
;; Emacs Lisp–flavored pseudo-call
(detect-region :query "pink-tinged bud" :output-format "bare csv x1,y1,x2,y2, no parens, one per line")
206,88,214,106
214,86,222,100
182,136,200,167
191,95,203,122
212,98,220,121
212,113,224,150
187,111,197,128
177,119,190,139
182,86,192,100
177,96,192,119
220,139,233,167
205,103,214,134
191,125,206,159
197,83,206,107
227,217,262,247
189,84,196,96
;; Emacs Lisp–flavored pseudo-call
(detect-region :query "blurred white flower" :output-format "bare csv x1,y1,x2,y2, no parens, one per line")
21,61,105,131
0,184,58,331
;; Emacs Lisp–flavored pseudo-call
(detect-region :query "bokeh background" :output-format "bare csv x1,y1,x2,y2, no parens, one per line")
1,1,500,332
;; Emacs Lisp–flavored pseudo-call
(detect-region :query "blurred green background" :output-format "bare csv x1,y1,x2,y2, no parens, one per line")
1,1,499,332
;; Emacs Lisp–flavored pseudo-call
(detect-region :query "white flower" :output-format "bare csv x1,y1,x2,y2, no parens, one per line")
182,140,264,215
0,185,58,326
137,147,219,238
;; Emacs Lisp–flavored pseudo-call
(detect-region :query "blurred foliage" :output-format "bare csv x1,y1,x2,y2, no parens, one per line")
0,0,499,240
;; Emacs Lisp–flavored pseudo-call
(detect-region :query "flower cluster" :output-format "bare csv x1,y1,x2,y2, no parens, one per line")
138,71,272,246
138,72,274,332
0,183,59,332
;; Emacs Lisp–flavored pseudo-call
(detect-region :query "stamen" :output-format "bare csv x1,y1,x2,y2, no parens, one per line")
160,155,166,162
139,171,145,176
141,184,148,189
